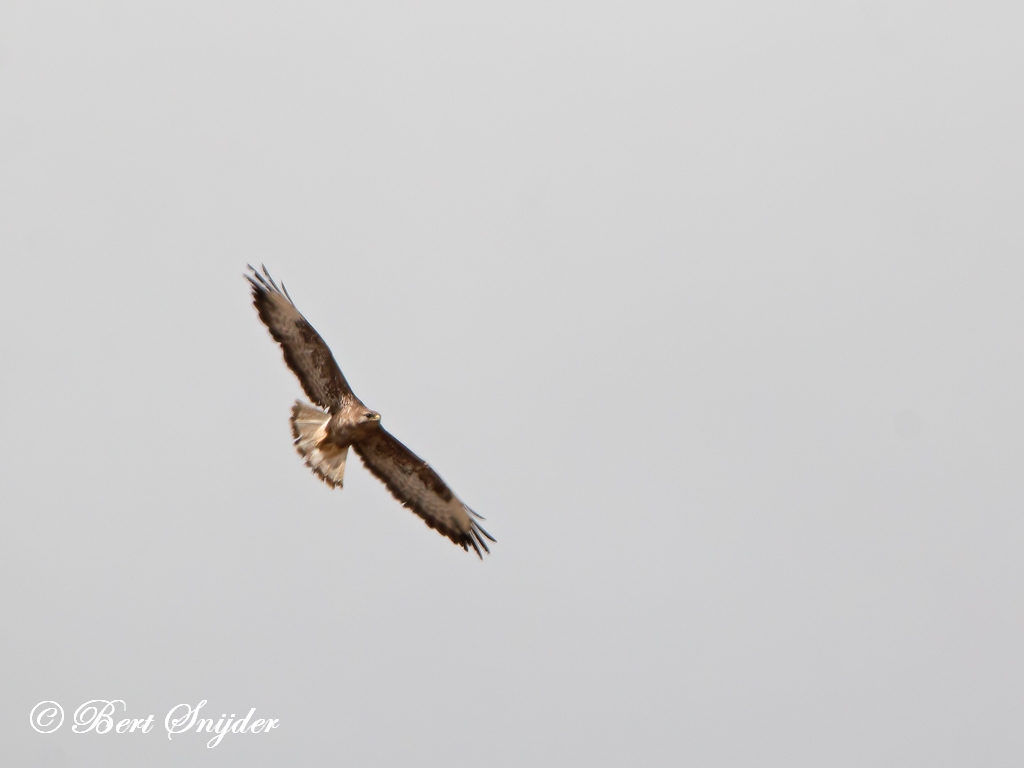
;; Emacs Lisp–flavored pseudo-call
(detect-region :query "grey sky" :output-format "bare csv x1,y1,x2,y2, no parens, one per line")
2,2,1022,766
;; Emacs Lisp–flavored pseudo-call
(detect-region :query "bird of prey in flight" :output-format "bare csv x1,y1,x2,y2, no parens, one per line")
246,265,494,557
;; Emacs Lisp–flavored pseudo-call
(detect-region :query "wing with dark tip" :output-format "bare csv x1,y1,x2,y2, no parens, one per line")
353,428,495,558
246,265,354,411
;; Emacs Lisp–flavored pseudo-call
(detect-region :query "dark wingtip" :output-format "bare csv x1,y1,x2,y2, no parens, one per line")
246,264,273,296
466,519,493,559
473,520,496,543
261,264,281,293
246,264,295,306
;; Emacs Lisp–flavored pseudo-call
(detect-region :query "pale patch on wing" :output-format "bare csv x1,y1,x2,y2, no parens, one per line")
353,428,495,557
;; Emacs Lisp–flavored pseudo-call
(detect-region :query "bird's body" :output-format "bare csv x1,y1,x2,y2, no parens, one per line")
325,402,381,450
246,265,494,557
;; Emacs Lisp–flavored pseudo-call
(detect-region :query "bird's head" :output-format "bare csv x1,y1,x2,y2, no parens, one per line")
362,411,382,425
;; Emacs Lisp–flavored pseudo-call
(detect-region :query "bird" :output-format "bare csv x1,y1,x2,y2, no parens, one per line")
246,265,495,557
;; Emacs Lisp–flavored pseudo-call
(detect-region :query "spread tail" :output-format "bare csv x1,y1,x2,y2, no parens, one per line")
290,400,348,488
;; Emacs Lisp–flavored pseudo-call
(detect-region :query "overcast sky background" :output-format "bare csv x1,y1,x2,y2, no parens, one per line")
2,2,1023,766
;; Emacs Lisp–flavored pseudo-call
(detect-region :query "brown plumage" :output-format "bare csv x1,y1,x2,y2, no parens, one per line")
246,265,494,557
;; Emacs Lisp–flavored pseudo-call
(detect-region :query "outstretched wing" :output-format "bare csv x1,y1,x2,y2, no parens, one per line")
247,265,353,411
354,428,495,558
